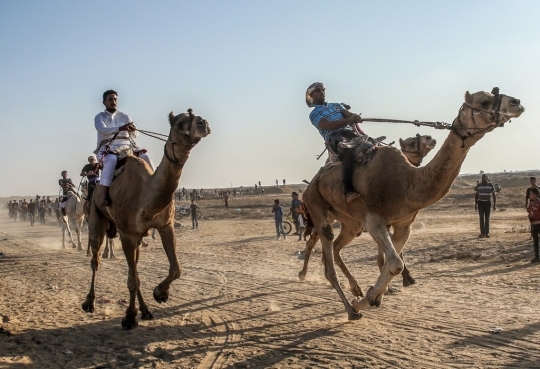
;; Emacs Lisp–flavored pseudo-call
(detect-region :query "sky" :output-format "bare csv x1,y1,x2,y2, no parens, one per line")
1,0,539,197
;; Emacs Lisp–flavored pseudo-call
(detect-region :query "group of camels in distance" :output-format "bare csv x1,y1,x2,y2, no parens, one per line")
74,89,524,329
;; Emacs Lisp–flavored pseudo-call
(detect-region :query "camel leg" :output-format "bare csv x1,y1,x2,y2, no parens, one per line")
134,246,153,320
153,223,182,303
391,224,415,287
298,231,320,281
351,214,403,312
333,225,364,297
120,234,141,330
82,210,108,314
75,218,83,251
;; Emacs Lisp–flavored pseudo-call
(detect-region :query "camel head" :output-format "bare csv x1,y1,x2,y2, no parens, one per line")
399,134,437,166
455,88,525,141
168,109,211,146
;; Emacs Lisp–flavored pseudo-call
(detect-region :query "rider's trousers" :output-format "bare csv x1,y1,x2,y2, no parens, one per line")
98,152,155,187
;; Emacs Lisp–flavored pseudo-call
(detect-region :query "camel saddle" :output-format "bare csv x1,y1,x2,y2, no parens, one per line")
326,135,386,167
107,146,147,177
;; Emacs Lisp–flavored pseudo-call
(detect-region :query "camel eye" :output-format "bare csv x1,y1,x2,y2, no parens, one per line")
481,100,491,109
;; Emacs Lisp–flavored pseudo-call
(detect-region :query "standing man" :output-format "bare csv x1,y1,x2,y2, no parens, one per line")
306,82,364,202
474,174,497,238
290,192,301,235
58,171,75,217
28,199,36,226
224,192,229,208
527,187,540,263
94,90,155,206
271,199,287,240
190,199,200,230
525,177,539,209
80,155,100,203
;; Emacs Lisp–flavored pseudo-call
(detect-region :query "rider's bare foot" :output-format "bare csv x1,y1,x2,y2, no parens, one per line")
345,192,361,203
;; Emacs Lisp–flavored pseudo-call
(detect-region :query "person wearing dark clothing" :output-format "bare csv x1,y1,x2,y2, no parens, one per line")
474,174,497,238
39,204,46,225
527,187,540,263
290,192,301,235
525,177,539,208
190,200,200,230
81,155,101,203
28,200,36,226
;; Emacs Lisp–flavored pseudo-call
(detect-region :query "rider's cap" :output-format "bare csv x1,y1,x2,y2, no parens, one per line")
305,82,325,108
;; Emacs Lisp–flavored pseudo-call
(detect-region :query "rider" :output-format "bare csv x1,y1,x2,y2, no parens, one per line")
58,170,76,217
306,82,364,202
80,155,100,202
94,89,154,206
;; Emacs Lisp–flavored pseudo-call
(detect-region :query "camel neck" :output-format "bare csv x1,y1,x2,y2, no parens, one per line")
412,116,486,208
144,145,192,217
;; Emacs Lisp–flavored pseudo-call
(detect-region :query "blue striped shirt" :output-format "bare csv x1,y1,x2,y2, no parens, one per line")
474,182,495,201
309,103,353,142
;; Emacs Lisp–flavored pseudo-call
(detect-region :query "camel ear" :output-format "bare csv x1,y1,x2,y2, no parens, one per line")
169,112,175,125
464,91,473,104
399,138,404,148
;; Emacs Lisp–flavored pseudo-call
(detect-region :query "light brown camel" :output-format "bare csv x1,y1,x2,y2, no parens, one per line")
301,89,524,320
299,133,437,290
83,109,211,329
62,192,85,251
399,134,437,167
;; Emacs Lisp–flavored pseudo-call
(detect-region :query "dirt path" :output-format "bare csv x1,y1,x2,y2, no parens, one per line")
1,203,539,368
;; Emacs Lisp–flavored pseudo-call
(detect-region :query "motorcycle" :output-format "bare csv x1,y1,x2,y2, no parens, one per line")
175,204,202,221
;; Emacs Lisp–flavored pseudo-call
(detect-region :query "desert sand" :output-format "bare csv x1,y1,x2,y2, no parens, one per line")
1,172,540,368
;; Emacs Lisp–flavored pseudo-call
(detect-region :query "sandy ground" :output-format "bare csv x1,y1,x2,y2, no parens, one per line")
1,176,540,368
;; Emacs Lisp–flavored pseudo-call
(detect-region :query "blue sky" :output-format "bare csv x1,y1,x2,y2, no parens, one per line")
1,1,539,197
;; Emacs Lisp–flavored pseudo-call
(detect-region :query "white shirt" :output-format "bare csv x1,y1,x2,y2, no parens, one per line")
94,110,139,152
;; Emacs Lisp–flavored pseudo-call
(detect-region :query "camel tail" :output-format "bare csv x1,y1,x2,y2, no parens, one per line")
106,221,117,239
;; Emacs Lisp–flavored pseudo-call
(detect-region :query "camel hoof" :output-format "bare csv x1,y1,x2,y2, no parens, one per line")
82,298,95,313
140,310,154,320
385,286,401,295
350,283,364,297
121,316,138,330
348,311,363,321
403,275,416,287
298,271,306,281
153,286,168,304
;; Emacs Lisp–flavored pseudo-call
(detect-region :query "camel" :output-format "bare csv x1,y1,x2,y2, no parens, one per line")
301,89,524,320
62,192,85,251
399,134,437,167
299,133,437,289
83,109,210,329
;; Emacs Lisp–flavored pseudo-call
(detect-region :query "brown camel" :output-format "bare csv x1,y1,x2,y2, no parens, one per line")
301,89,524,320
83,109,211,329
399,134,437,167
299,133,437,289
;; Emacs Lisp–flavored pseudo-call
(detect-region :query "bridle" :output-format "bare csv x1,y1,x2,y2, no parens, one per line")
164,109,196,164
451,87,515,148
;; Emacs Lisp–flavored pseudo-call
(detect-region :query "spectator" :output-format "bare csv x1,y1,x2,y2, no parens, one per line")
190,199,200,230
224,192,229,208
527,187,540,263
283,179,286,186
290,192,301,235
39,203,46,225
526,177,539,209
271,199,287,240
474,174,496,238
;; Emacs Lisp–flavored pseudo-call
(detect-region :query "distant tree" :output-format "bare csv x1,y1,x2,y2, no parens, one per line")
480,170,484,174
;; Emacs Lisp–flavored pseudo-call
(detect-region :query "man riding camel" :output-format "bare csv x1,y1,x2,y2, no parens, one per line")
94,89,154,206
58,170,76,216
80,155,100,203
306,82,364,203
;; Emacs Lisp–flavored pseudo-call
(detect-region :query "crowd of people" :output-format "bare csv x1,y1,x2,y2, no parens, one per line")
6,196,61,226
